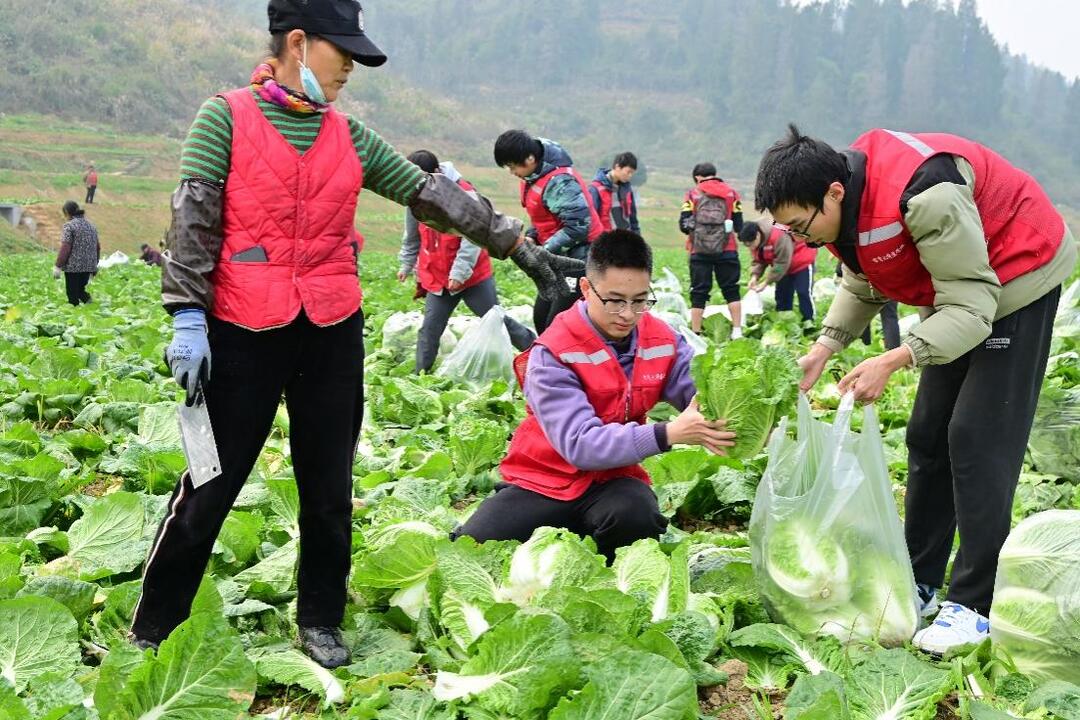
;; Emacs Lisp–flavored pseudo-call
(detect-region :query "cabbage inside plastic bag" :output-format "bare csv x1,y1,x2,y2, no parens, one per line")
990,510,1080,684
435,306,515,387
1027,370,1080,481
742,290,764,316
749,394,919,646
381,311,424,361
653,267,683,295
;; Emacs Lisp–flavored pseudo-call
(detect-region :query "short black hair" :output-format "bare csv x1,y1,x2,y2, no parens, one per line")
613,151,638,170
141,243,150,250
493,129,542,167
407,149,440,173
754,123,849,212
62,200,84,218
691,162,716,179
586,229,653,277
738,223,762,244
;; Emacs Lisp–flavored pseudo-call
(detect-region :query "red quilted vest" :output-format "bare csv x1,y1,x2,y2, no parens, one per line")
416,177,493,293
211,88,364,330
828,129,1064,306
500,306,677,500
756,225,817,276
521,167,603,245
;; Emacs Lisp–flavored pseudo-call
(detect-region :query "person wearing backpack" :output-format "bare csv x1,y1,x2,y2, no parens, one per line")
739,219,817,322
452,230,736,562
494,129,603,333
680,163,744,336
588,152,640,233
756,124,1077,654
398,149,535,373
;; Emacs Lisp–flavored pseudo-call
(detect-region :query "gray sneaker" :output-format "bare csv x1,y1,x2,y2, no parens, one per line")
299,625,350,669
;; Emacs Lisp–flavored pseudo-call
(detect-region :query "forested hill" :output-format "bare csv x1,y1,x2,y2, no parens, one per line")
5,0,1080,204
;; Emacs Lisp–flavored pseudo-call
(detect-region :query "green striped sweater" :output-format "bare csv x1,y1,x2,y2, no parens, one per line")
179,88,425,206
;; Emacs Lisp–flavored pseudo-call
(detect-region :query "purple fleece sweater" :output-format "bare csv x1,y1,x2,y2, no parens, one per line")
523,302,697,471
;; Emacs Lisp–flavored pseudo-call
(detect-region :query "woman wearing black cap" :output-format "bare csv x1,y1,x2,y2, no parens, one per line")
130,0,576,668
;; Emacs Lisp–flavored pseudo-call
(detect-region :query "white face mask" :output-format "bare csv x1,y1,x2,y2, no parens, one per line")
299,40,327,104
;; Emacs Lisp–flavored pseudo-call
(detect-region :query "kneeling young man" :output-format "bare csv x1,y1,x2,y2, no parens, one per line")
454,230,735,561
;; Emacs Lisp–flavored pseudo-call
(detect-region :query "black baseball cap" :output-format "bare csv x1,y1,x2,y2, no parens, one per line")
268,0,387,67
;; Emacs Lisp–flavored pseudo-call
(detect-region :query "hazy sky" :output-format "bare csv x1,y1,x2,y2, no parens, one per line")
973,0,1080,81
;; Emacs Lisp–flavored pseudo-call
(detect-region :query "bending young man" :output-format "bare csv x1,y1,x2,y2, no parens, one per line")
755,124,1076,653
494,129,602,332
398,149,535,373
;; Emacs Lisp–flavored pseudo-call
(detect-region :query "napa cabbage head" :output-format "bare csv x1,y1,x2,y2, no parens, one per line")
691,339,798,460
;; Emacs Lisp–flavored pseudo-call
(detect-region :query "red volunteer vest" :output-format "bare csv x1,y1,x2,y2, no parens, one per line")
589,179,635,233
416,177,493,293
212,88,364,330
500,307,678,501
686,179,739,253
86,171,98,186
521,167,603,245
757,226,817,276
830,129,1064,306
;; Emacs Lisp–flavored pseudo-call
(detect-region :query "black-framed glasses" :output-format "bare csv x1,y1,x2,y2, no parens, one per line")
589,286,657,315
786,206,820,240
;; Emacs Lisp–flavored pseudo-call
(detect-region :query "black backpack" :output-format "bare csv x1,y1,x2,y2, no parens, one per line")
690,191,729,254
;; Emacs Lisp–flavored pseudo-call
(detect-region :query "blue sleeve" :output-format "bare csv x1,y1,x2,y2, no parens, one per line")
542,173,593,255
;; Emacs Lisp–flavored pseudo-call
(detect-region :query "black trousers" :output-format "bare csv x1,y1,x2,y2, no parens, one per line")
131,310,365,642
774,266,815,321
453,478,668,562
64,272,92,305
689,253,741,308
416,278,535,373
860,301,900,349
85,185,96,204
905,287,1060,615
533,243,587,333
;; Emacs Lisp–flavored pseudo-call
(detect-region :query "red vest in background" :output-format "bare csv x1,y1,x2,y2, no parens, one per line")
589,179,636,233
757,225,817,276
213,88,364,330
686,178,739,253
521,166,603,245
500,307,677,501
416,177,493,293
831,129,1064,307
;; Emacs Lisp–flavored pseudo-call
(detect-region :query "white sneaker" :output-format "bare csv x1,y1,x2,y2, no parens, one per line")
731,327,743,340
917,583,941,619
913,602,990,655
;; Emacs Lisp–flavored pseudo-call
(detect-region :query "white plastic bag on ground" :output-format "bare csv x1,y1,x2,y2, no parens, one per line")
653,267,683,295
742,290,764,316
750,394,919,647
381,311,424,361
654,292,689,318
990,510,1080,684
435,306,515,387
98,250,129,269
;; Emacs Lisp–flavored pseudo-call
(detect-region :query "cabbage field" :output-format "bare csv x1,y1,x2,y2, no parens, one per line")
0,248,1078,720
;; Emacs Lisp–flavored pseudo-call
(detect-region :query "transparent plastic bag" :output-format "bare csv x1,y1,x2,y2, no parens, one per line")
990,510,1080,684
742,290,764,316
435,306,515,387
381,311,424,361
653,267,683,295
749,394,919,646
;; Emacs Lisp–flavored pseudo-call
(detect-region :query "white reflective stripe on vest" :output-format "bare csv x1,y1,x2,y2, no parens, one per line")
559,349,612,365
884,129,935,158
638,343,675,360
858,221,904,246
